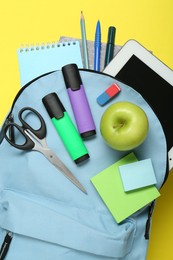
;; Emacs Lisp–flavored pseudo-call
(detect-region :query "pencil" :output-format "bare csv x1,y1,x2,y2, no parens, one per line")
80,11,89,69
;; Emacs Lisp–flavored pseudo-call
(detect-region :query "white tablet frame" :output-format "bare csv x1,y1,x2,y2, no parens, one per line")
103,39,173,85
103,39,173,171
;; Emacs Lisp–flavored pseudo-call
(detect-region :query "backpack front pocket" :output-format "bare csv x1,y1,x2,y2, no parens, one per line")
0,189,136,259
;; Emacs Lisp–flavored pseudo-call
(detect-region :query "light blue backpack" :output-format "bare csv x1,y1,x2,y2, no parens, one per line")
0,69,168,259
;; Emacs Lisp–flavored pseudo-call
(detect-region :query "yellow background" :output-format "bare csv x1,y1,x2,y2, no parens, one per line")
0,0,173,259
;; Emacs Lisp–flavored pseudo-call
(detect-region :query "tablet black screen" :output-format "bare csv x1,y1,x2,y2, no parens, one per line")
115,55,173,151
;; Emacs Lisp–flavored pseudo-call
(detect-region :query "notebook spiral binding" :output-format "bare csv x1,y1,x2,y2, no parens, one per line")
17,40,83,86
19,41,78,53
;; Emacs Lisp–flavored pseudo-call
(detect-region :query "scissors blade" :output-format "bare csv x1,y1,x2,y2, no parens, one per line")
25,129,87,194
43,149,87,194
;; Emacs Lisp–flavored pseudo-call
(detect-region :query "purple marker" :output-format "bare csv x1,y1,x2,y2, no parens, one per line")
62,63,96,138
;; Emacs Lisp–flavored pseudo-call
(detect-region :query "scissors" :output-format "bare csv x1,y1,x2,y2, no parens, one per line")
4,107,87,194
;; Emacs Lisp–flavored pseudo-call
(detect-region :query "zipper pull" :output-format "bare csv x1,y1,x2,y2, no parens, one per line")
0,232,13,260
144,201,155,239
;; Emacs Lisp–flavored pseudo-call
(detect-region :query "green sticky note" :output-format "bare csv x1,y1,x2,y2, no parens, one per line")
91,152,160,223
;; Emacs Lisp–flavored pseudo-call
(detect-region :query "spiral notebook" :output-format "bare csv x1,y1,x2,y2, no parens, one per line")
17,41,83,86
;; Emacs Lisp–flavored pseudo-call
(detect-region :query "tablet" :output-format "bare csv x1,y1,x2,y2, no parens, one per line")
103,39,173,171
103,39,173,85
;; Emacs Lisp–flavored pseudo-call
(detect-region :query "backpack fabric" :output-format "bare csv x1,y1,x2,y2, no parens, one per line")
0,70,167,259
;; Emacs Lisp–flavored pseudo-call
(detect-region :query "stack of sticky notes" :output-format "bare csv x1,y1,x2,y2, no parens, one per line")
91,153,160,223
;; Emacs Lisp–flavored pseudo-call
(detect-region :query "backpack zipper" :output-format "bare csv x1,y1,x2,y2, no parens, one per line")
0,68,169,185
0,231,13,260
0,69,99,145
144,201,155,239
0,71,55,144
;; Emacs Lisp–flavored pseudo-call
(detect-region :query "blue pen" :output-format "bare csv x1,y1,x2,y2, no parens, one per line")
94,20,101,71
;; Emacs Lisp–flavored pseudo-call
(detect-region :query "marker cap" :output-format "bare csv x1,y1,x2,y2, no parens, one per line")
62,64,82,91
42,92,65,119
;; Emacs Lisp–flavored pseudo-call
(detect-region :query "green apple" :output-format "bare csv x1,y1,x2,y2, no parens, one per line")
100,101,149,151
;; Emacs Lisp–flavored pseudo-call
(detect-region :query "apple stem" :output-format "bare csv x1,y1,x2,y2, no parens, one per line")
113,122,124,129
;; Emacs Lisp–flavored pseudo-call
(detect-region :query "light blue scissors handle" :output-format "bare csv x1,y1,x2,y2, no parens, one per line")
25,129,87,194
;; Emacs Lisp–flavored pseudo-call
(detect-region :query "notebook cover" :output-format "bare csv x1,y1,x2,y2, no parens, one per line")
17,41,83,86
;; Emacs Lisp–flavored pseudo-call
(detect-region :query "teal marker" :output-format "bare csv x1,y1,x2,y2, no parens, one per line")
42,92,89,164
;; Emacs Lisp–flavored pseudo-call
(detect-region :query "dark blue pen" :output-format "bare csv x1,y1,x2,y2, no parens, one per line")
104,26,116,68
94,20,101,71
